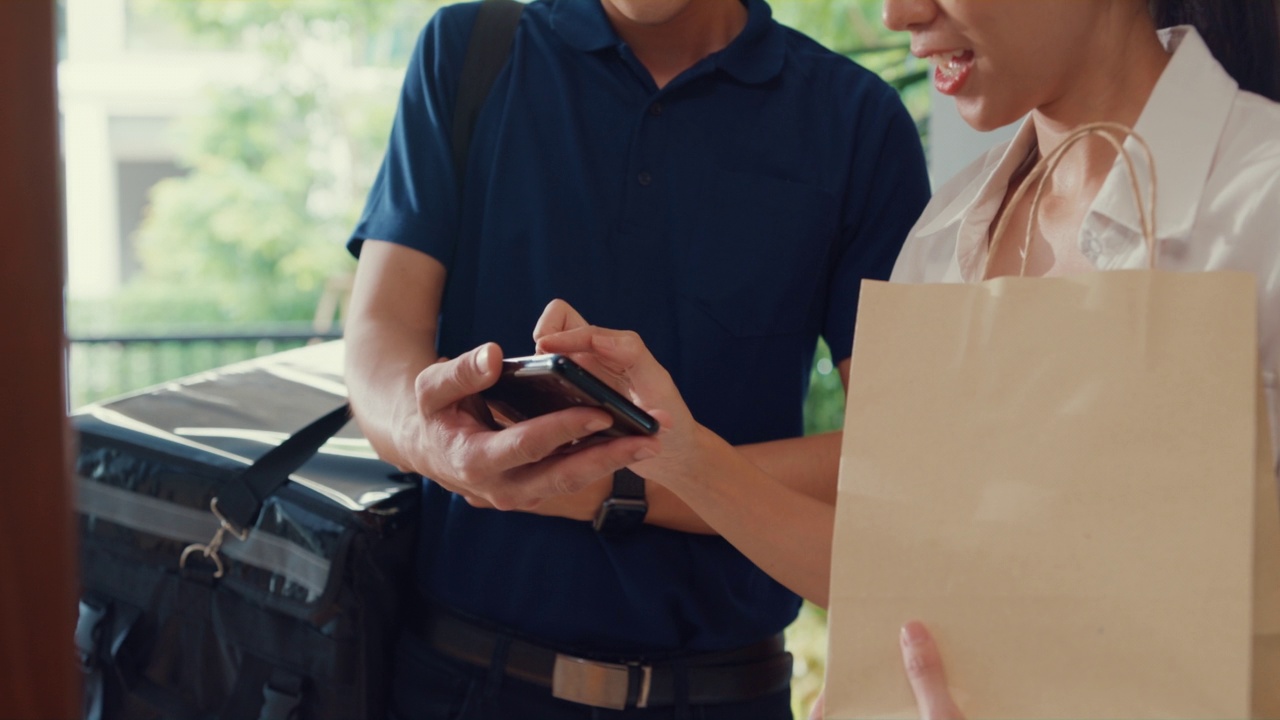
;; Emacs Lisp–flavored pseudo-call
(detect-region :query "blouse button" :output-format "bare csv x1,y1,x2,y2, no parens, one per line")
1082,230,1102,255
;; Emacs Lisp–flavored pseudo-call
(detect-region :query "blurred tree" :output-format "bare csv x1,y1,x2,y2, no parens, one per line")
135,85,351,323
74,0,450,332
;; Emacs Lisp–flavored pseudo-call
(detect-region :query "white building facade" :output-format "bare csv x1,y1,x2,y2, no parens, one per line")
60,0,259,299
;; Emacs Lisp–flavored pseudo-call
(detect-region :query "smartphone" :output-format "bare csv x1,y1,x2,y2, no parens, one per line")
480,354,659,438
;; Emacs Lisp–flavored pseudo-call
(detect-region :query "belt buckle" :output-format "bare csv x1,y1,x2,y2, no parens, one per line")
551,655,651,710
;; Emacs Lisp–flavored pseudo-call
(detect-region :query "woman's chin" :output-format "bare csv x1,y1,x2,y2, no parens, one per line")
954,99,1023,133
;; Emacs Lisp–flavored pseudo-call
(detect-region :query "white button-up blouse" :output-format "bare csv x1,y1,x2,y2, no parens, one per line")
890,26,1280,480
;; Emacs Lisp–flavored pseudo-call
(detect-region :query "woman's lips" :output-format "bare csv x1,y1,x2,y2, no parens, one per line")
929,49,974,95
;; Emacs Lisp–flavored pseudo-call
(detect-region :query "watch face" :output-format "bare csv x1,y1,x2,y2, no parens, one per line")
593,498,648,536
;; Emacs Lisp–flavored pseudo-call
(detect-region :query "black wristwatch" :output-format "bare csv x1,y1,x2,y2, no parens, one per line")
592,468,648,537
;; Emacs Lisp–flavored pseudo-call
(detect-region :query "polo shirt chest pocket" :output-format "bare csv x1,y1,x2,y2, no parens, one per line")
681,169,839,338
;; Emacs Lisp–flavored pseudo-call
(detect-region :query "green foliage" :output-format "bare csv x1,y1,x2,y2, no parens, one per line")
804,338,847,435
135,83,347,322
795,337,843,717
774,0,931,139
129,0,437,62
771,0,895,53
786,600,831,718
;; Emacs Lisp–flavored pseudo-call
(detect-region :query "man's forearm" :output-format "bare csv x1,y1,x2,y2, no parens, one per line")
343,240,447,473
344,317,438,472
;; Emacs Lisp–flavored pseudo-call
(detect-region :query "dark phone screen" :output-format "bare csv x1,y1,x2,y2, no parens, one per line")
480,355,657,437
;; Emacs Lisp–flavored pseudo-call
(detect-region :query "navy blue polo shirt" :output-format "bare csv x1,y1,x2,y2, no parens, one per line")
349,0,929,653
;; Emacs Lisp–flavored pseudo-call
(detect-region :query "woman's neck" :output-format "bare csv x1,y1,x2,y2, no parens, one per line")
1030,9,1171,194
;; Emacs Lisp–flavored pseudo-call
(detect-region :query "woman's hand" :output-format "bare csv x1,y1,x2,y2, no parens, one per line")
811,623,964,720
533,299,703,486
901,621,965,720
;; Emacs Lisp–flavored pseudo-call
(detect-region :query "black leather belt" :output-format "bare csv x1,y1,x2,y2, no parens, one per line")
407,607,793,711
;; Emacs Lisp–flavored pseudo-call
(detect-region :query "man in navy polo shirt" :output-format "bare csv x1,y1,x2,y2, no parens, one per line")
344,0,929,717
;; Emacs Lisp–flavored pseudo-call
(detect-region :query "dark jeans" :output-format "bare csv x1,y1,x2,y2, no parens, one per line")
387,630,794,720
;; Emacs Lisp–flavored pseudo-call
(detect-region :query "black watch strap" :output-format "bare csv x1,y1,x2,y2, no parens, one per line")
593,469,648,536
610,468,645,501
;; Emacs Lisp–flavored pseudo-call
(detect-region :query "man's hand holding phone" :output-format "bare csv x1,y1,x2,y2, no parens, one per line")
405,342,658,511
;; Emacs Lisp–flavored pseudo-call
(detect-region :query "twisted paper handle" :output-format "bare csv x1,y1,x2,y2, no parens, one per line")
985,121,1158,279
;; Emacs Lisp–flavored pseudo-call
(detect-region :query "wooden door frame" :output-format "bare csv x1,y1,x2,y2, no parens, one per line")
0,1,78,717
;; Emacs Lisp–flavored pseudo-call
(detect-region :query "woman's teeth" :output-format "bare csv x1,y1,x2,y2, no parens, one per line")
930,50,970,82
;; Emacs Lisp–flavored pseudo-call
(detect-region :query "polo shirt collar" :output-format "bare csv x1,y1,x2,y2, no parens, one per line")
551,0,617,53
551,0,786,85
716,0,786,85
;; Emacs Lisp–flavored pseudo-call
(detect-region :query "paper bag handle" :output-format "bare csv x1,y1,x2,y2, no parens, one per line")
985,121,1158,278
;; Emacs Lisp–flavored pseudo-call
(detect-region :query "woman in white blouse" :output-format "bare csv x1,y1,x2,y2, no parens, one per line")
861,0,1280,715
534,0,1280,716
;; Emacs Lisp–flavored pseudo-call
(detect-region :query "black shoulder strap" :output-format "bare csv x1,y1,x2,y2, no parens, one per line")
215,403,352,531
451,0,524,183
216,3,523,531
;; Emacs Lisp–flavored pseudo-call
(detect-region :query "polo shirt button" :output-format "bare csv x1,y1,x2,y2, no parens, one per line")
637,171,653,186
649,102,664,117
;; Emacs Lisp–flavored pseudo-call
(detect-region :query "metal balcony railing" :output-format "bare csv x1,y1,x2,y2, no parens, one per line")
67,326,342,409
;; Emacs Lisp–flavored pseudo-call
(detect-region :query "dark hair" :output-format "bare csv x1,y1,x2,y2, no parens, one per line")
1150,0,1280,101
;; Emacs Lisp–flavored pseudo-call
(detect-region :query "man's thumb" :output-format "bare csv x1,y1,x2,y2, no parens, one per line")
417,343,501,414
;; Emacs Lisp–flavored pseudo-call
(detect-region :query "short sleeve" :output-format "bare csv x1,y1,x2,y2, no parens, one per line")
823,90,931,362
346,4,479,265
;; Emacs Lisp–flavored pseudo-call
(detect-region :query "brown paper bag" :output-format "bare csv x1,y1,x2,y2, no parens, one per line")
1252,382,1280,719
825,124,1280,719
